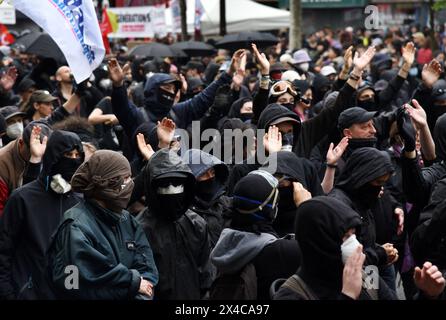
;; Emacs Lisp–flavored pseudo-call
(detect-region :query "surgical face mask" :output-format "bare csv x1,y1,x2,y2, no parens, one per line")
298,62,309,72
6,122,24,139
50,174,72,194
341,234,361,264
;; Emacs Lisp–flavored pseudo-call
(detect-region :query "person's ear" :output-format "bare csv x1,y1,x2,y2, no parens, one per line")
33,102,39,111
343,128,352,138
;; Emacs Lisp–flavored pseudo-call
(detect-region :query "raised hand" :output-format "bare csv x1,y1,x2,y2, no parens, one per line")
343,46,354,72
252,43,270,75
414,262,446,299
326,137,349,166
108,58,130,87
157,117,176,148
29,126,48,164
293,182,312,207
136,133,155,161
353,46,376,72
422,59,442,88
228,49,246,77
342,245,366,300
404,99,427,130
402,42,416,67
0,66,18,91
263,125,282,154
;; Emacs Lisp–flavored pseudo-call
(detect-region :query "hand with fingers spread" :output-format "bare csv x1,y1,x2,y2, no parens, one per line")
342,46,354,73
353,46,376,72
342,245,366,300
414,262,446,299
263,125,282,154
292,182,312,207
394,207,404,236
326,137,349,166
30,126,48,164
0,66,18,91
108,58,130,87
404,99,427,130
136,133,155,161
402,42,416,67
157,117,176,148
228,49,246,77
252,43,270,75
422,59,442,88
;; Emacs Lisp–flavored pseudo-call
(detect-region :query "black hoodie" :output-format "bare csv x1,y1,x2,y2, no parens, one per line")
0,130,83,299
329,148,394,267
137,149,213,300
261,151,323,236
274,196,362,300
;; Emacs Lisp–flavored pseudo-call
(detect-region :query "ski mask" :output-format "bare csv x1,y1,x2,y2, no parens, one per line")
157,182,187,220
51,156,83,182
341,234,362,264
357,98,377,112
6,122,24,139
157,88,176,109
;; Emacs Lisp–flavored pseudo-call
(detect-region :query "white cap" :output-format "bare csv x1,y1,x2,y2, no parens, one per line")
320,65,337,77
279,53,293,65
281,70,301,82
345,26,354,33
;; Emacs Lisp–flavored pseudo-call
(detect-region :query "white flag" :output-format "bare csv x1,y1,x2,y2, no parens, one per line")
14,0,105,83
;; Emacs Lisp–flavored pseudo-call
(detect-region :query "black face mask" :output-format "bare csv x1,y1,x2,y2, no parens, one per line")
282,132,294,149
157,88,176,109
239,113,253,122
278,186,296,211
196,177,221,204
281,103,295,111
358,98,377,112
51,157,83,182
158,193,186,220
348,137,377,150
353,183,382,208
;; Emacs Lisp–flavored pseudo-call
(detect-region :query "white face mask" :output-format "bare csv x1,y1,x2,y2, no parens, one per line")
6,122,24,139
50,174,72,194
341,234,361,264
298,62,310,72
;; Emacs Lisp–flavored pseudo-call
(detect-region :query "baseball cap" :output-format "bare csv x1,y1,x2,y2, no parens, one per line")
0,106,26,121
30,90,58,103
320,65,337,77
270,116,300,126
432,79,446,101
338,107,376,130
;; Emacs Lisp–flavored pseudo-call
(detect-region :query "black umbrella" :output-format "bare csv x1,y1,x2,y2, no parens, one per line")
171,41,216,57
216,32,278,50
16,32,65,62
129,43,186,58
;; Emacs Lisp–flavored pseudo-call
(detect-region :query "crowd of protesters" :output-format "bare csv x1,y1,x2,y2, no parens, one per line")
1,23,446,300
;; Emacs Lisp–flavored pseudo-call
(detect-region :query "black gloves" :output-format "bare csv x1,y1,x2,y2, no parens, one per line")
397,106,416,152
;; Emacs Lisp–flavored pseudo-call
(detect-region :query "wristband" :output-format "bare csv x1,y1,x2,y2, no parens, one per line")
326,162,338,169
349,73,361,81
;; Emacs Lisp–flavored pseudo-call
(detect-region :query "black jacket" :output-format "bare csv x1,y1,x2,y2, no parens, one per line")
0,131,83,299
48,200,158,299
137,149,213,300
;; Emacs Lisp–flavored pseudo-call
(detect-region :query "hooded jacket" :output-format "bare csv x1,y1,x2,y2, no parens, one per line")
183,149,231,247
48,200,158,300
261,151,323,236
0,131,83,299
329,148,394,267
112,72,233,139
274,196,362,300
227,97,252,120
137,149,213,300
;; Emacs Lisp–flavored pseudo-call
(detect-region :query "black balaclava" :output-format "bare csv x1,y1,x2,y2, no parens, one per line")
155,177,188,220
295,196,362,299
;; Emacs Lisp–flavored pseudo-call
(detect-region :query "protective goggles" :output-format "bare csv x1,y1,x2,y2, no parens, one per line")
269,80,298,98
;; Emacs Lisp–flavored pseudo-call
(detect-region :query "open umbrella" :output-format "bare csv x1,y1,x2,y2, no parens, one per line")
16,32,65,62
171,41,215,57
129,43,185,58
216,32,278,50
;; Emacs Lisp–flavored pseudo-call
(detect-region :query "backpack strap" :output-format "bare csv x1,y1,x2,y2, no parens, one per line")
281,274,318,300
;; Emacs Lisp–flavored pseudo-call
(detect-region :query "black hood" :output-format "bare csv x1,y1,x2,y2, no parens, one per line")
261,151,309,189
336,147,394,192
40,130,84,180
228,97,252,119
434,113,446,161
144,149,196,216
182,149,229,206
295,196,362,297
312,74,332,104
257,103,301,141
143,73,179,121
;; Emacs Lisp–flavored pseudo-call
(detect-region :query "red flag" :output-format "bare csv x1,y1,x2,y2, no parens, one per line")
0,24,15,46
100,8,112,54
